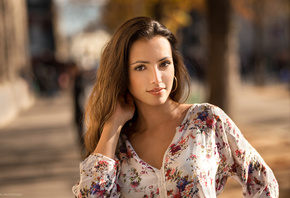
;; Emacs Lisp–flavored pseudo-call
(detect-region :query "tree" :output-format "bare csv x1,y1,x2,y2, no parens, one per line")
0,0,32,127
101,0,145,34
0,0,30,82
100,0,203,34
206,0,240,116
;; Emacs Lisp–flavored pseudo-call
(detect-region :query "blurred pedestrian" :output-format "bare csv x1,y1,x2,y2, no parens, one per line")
73,17,278,197
32,51,61,96
69,61,86,152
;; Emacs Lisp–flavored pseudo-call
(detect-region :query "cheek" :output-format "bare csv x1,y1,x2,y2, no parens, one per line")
165,66,175,89
164,65,175,81
128,73,141,93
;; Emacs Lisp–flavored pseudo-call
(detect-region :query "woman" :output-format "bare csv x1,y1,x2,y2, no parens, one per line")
73,17,278,198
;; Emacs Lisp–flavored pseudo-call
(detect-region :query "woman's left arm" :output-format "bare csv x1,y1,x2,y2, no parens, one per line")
213,106,279,198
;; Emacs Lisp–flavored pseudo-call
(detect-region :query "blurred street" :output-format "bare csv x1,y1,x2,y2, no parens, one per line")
0,91,81,198
220,83,290,198
0,0,288,197
0,83,289,198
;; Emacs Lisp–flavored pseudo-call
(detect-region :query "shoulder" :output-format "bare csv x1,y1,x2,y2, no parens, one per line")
185,103,227,123
186,103,223,115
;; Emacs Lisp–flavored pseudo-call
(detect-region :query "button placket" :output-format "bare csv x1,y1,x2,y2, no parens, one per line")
159,166,167,198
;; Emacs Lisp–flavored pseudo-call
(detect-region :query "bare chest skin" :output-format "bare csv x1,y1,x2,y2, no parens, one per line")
129,124,176,170
128,104,192,170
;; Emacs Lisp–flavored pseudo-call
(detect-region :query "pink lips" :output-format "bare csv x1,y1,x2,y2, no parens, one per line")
147,87,165,95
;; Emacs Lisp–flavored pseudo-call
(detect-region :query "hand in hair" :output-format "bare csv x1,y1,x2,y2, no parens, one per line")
93,93,135,159
108,92,135,127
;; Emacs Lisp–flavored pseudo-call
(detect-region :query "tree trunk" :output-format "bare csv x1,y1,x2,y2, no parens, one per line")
253,0,266,86
0,0,6,81
0,0,33,127
0,0,30,82
206,0,240,117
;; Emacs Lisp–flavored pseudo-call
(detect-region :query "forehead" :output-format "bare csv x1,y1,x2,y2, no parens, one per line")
129,36,172,62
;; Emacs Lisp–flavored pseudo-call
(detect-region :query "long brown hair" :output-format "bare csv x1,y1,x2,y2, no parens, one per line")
84,16,190,158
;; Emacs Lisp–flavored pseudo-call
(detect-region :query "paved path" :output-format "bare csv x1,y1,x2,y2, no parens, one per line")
220,83,290,198
0,92,81,198
0,84,289,198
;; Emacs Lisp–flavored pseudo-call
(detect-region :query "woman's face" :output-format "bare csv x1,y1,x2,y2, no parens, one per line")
128,36,175,106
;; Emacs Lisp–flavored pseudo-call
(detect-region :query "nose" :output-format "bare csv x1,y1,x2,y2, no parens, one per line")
151,67,162,84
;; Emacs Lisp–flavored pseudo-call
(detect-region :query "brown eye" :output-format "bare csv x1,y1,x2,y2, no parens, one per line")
135,65,146,71
160,61,170,67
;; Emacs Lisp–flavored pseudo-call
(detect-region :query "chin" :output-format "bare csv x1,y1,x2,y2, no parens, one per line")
149,99,168,106
135,96,170,107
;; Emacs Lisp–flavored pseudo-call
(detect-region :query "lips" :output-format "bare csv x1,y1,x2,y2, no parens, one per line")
147,87,165,95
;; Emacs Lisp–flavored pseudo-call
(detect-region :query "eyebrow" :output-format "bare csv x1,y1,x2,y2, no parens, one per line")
131,57,171,65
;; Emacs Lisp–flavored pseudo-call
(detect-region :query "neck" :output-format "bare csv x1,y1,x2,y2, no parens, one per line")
133,99,180,132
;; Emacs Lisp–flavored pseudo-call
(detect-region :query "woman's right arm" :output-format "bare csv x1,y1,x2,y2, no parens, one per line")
72,153,121,198
73,94,135,198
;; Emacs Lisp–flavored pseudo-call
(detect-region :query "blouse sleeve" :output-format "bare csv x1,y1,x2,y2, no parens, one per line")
212,106,279,198
72,153,121,198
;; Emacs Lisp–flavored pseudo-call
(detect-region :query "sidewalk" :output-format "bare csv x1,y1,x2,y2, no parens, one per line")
220,83,290,198
0,84,289,198
0,92,81,198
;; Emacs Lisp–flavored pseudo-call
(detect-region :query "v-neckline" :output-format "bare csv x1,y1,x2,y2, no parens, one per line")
124,104,195,171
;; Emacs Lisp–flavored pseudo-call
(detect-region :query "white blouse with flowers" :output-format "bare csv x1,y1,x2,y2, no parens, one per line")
73,103,279,198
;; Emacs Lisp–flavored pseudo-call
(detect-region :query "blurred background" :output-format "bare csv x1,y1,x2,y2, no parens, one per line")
0,0,289,197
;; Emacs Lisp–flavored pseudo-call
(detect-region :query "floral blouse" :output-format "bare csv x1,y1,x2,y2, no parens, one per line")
73,103,279,198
